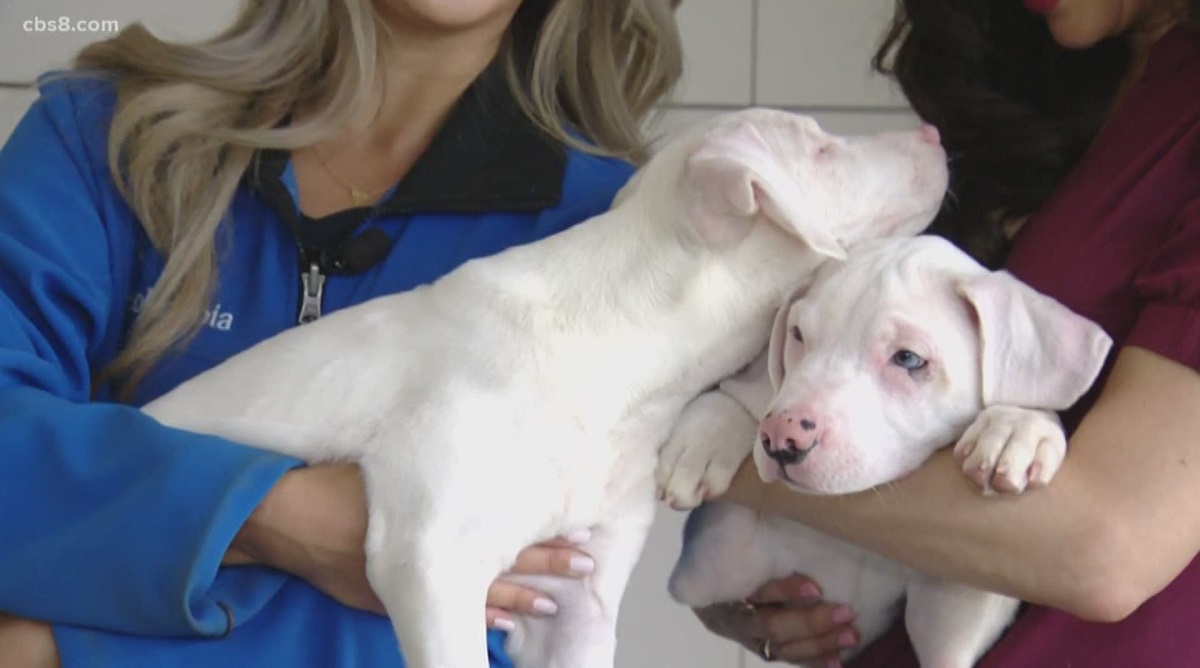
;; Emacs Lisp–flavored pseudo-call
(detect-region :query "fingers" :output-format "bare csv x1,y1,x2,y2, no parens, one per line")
486,579,560,623
485,607,517,633
483,533,598,632
762,604,858,663
507,544,596,578
531,527,592,549
693,594,859,665
748,573,822,606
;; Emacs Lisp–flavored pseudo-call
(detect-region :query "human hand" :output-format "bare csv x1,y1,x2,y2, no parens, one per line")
692,574,859,665
227,464,595,629
485,532,597,631
0,613,59,668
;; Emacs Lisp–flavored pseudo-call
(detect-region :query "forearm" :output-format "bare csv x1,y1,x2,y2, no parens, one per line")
0,615,57,668
723,450,1112,617
0,386,301,636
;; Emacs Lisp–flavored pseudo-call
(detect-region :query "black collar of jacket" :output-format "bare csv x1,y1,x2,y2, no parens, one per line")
248,65,568,217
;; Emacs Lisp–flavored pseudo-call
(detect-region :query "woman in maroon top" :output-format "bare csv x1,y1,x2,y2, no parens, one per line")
693,0,1200,665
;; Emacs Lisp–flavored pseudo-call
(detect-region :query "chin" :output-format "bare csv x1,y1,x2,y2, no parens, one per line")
376,0,521,33
1042,4,1129,50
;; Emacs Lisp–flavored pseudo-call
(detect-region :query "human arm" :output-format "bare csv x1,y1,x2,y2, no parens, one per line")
0,78,320,637
224,463,597,629
721,345,1200,622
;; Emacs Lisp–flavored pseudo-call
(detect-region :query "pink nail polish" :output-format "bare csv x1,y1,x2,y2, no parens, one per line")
565,528,592,545
570,555,596,575
533,598,559,616
838,630,857,647
798,582,821,599
493,617,516,632
831,605,855,624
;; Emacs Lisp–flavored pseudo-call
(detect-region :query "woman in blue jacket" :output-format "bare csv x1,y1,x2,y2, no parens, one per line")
0,0,682,665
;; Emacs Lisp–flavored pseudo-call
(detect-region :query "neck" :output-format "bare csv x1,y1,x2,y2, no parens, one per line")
1116,7,1183,99
321,12,513,169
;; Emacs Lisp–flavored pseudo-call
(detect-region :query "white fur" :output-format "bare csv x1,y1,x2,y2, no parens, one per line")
665,236,1113,667
141,110,948,668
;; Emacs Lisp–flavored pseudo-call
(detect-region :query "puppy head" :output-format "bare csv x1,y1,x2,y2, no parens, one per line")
677,109,949,256
754,236,1112,494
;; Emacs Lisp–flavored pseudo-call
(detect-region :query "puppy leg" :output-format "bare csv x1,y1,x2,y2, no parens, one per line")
657,390,759,510
657,353,773,511
904,574,1020,668
953,406,1067,494
668,501,774,608
507,486,657,668
359,464,515,668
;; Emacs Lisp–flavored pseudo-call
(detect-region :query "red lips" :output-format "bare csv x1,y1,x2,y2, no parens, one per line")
1022,0,1060,14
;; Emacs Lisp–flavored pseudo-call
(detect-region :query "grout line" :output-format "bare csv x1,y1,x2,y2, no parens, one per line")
0,82,35,90
749,0,759,105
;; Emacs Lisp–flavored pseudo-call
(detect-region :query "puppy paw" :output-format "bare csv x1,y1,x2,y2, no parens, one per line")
656,391,757,510
953,406,1066,494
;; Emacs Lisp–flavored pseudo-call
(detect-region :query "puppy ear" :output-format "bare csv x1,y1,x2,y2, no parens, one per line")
682,116,847,259
957,271,1113,409
767,282,811,390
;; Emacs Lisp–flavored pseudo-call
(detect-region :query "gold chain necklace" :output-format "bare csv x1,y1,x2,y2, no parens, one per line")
312,145,388,207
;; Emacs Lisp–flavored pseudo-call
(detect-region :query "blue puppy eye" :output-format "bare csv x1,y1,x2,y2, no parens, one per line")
891,350,927,370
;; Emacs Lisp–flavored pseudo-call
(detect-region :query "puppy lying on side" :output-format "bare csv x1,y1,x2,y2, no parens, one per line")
662,235,1112,667
140,111,948,668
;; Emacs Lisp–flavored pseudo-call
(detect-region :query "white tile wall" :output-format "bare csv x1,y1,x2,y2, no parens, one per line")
0,2,914,667
756,0,908,109
673,0,755,106
0,88,38,144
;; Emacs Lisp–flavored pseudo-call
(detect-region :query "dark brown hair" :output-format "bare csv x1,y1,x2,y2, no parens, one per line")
872,1,1195,267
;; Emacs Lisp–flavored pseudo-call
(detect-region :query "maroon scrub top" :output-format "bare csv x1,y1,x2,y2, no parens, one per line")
851,25,1200,668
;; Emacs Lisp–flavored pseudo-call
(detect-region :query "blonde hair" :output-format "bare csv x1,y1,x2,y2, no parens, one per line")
72,0,682,398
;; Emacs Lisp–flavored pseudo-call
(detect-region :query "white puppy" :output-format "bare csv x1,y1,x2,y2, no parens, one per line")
141,110,948,668
664,235,1113,667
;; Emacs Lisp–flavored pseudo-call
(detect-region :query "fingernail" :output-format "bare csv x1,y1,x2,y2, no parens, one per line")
827,660,843,668
565,528,592,545
570,555,596,575
533,597,559,616
838,630,857,648
493,617,516,632
831,605,855,624
798,582,821,599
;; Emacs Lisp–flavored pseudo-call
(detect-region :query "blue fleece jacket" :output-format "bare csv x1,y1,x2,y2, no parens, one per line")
0,73,634,667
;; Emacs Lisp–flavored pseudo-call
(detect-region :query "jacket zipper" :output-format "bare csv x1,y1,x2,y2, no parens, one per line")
298,254,326,324
294,212,380,325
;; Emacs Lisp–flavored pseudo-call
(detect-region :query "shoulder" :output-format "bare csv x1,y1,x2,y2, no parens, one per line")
11,71,118,180
30,70,117,140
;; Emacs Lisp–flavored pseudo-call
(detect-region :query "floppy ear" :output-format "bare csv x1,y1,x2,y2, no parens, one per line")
682,116,847,259
767,282,812,391
956,271,1113,409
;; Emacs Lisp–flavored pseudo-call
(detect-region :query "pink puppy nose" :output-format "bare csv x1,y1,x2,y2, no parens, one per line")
918,123,941,145
759,411,820,466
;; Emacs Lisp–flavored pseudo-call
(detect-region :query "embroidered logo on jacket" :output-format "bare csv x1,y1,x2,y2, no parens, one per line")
129,290,235,332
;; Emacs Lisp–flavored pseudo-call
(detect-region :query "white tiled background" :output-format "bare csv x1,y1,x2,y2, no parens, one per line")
0,2,913,667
